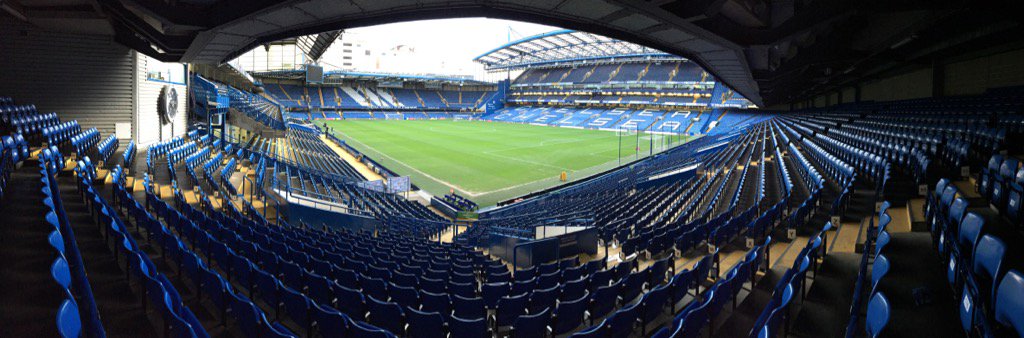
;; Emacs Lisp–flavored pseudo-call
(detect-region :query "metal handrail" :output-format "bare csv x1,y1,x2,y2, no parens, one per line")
272,186,375,217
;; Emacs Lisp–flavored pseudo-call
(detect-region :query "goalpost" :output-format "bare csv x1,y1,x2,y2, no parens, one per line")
616,125,686,165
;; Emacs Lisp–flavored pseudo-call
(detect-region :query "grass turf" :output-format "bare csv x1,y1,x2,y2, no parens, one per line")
319,119,693,207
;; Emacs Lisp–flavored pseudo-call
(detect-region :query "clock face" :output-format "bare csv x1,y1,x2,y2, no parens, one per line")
166,88,178,116
160,86,178,125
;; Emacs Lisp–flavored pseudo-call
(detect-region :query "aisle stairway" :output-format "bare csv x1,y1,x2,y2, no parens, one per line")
58,172,159,336
0,163,73,336
0,160,158,336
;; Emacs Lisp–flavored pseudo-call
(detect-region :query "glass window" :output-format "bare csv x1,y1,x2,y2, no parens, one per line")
146,59,186,84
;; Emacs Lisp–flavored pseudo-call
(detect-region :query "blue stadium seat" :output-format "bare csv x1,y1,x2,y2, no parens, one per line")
56,299,81,338
259,313,297,338
994,270,1024,337
669,269,694,310
750,283,793,338
640,283,669,334
590,280,621,323
866,292,890,338
556,276,583,300
552,292,589,335
620,271,646,304
486,271,511,284
981,156,1003,199
537,271,561,290
875,230,891,257
388,283,419,309
528,285,560,314
938,198,970,256
452,294,486,320
311,302,349,338
333,284,364,320
449,315,489,338
589,270,614,292
351,320,397,338
367,295,405,334
492,293,528,331
448,281,477,298
871,254,890,295
512,307,551,338
280,284,312,335
230,293,261,337
515,267,536,282
405,307,445,338
51,256,72,290
675,289,713,338
949,213,985,287
961,234,1007,332
566,318,604,337
606,299,640,338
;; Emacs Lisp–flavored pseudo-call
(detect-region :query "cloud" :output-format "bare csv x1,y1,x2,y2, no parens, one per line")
332,18,560,78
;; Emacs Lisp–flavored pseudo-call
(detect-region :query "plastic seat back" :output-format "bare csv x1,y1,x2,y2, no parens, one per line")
875,231,891,257
57,299,81,338
866,292,890,338
416,290,447,316
640,283,669,327
452,294,486,319
351,320,397,338
449,315,488,338
871,255,890,294
405,307,445,338
513,307,552,338
494,293,529,328
570,319,606,338
957,213,985,263
367,295,404,334
311,302,348,338
552,292,589,335
995,270,1024,337
606,301,640,338
972,234,1007,303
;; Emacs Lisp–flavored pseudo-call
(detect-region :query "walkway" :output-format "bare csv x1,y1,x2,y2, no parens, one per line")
318,135,386,182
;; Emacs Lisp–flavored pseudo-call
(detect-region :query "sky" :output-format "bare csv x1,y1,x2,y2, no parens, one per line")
331,18,560,80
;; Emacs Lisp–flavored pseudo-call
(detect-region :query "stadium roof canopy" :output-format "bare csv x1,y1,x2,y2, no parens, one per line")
11,0,1024,106
251,69,494,86
473,29,678,71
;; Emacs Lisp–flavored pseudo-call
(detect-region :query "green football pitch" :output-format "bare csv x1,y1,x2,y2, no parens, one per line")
319,119,693,207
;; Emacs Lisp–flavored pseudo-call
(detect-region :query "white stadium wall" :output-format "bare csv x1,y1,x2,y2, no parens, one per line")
134,53,187,146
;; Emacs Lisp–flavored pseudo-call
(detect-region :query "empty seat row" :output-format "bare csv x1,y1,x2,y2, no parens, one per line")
979,154,1024,224
40,149,106,337
925,178,1024,337
109,166,294,337
43,121,82,147
95,134,118,164
2,132,29,163
146,136,186,173
69,128,100,158
6,111,59,138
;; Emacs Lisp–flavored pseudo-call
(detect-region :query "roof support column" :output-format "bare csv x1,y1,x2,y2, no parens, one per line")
932,60,945,98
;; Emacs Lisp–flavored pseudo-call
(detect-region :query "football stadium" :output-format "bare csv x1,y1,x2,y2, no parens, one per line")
2,1,1024,338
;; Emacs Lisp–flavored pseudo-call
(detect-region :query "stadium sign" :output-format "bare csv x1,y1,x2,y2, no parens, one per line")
357,179,386,193
388,176,411,193
158,86,178,125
